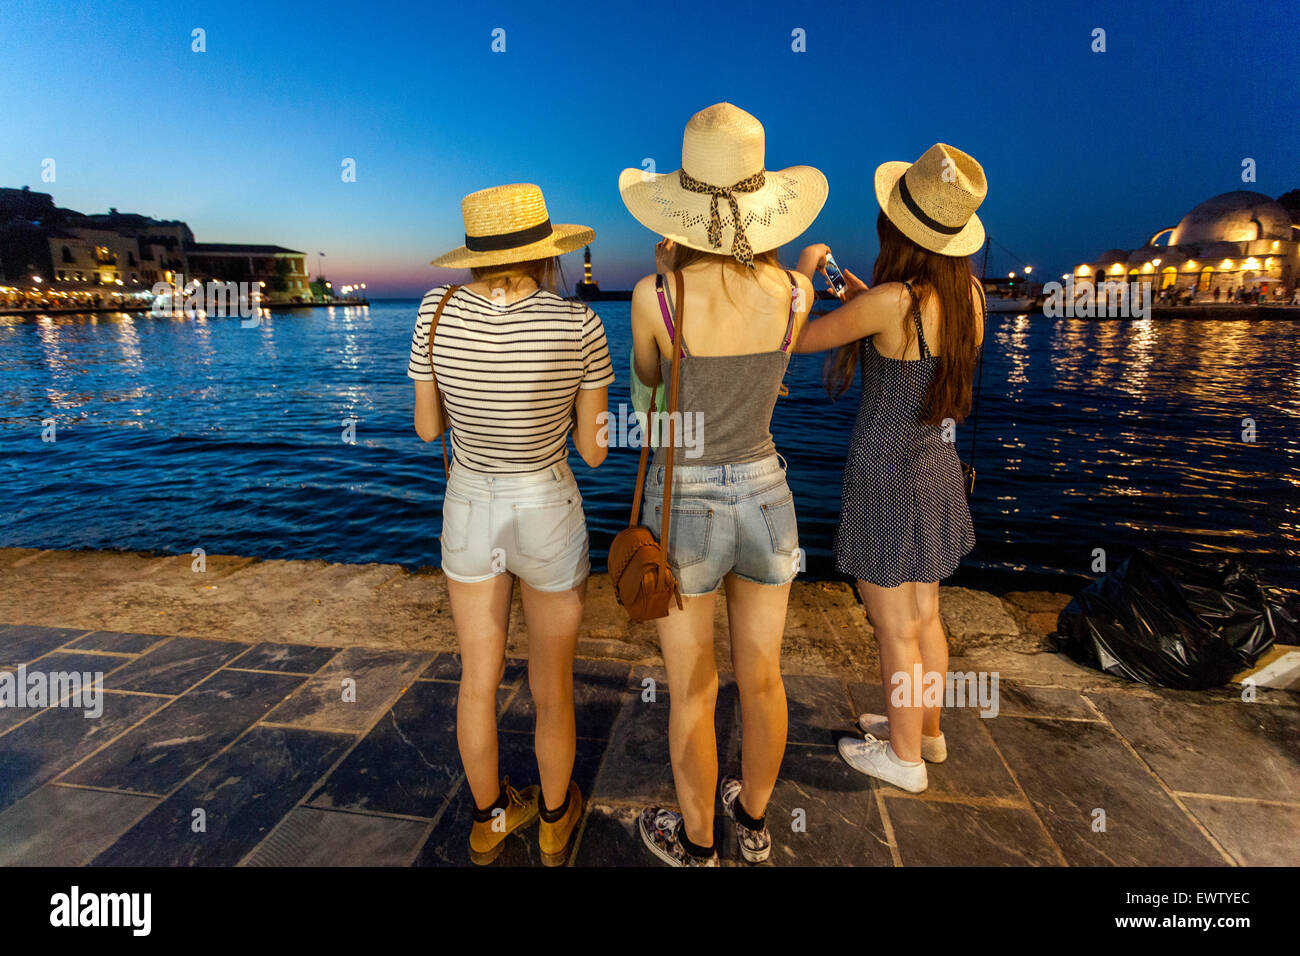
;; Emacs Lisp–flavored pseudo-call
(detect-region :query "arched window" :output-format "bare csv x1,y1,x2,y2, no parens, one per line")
1197,266,1214,292
1161,267,1177,289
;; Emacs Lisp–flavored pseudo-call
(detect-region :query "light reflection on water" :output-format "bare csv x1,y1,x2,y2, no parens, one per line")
0,302,1296,591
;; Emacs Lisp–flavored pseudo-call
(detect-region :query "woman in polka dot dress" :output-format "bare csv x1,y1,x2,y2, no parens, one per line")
793,143,989,794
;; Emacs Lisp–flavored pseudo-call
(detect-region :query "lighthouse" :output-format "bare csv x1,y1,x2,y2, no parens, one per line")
575,245,601,300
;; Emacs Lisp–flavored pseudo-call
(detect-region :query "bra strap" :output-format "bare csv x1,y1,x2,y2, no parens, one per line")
655,274,688,357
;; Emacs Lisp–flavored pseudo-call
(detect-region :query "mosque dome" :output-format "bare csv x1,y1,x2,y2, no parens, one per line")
1096,249,1129,266
1168,191,1295,245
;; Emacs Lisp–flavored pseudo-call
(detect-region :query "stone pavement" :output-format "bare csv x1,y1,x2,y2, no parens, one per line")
1,621,1296,867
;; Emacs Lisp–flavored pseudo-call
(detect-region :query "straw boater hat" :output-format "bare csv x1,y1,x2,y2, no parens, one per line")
618,103,828,268
430,183,594,268
874,143,987,257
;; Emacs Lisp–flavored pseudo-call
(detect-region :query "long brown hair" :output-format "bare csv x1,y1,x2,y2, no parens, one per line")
825,211,981,425
668,246,783,306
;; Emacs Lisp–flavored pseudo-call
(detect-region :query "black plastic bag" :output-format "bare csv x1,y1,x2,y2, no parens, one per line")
1054,550,1297,690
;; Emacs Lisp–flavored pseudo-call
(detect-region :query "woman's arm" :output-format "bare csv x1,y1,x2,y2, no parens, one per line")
794,276,904,354
413,380,444,442
572,386,609,467
630,273,664,389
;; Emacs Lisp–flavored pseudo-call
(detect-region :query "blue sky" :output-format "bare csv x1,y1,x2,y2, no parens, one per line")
2,0,1296,296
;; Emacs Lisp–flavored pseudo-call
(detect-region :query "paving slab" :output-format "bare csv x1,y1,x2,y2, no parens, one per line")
90,725,354,866
261,646,432,733
1180,796,1300,866
103,636,248,694
0,691,170,811
1087,690,1300,803
0,625,89,666
60,669,306,793
228,642,341,674
883,795,1062,866
0,784,159,866
244,807,430,867
985,715,1226,866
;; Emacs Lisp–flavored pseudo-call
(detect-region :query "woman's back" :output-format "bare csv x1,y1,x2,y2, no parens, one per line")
633,259,813,466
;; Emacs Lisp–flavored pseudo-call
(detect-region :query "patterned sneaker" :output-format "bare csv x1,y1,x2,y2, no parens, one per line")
838,734,928,793
468,777,540,865
719,776,772,863
856,713,948,763
637,807,719,867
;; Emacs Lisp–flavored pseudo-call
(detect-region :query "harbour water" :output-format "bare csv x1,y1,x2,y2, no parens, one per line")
2,301,1297,591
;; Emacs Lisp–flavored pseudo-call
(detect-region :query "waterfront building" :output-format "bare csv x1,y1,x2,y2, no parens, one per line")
0,185,307,309
1076,191,1300,299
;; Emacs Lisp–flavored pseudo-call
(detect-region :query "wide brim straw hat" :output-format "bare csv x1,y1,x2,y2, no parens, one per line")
431,183,594,269
618,103,827,266
874,143,987,257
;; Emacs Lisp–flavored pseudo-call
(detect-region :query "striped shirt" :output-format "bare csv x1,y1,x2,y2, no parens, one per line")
407,285,615,474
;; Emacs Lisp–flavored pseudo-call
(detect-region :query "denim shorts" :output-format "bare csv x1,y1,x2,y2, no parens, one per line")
440,461,590,592
641,454,800,597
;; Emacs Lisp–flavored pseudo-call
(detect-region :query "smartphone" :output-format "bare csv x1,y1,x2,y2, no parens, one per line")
824,252,847,296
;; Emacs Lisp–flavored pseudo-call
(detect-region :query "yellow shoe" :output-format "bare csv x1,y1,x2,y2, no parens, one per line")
468,778,540,866
538,780,583,867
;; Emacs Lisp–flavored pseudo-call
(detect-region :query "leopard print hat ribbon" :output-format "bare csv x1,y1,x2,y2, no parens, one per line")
677,168,767,268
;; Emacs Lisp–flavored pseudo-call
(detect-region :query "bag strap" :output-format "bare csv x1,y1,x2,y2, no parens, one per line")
659,271,686,547
627,271,686,538
426,285,462,477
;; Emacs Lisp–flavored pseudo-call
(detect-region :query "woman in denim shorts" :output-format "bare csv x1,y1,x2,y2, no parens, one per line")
618,103,825,866
409,184,614,865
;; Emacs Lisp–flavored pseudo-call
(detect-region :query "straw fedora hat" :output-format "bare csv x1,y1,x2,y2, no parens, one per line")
430,183,594,269
874,144,987,257
618,103,827,267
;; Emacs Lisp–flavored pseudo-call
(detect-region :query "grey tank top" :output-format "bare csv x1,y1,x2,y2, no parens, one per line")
649,271,797,468
653,351,791,466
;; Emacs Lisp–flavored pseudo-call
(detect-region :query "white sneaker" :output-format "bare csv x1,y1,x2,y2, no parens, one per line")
857,712,948,763
837,735,928,793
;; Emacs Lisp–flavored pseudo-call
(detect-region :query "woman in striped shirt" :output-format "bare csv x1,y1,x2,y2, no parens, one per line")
408,184,614,865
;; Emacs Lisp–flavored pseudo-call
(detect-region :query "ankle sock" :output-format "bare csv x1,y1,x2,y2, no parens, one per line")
886,742,923,767
733,797,766,832
540,786,571,823
678,827,714,859
471,784,508,823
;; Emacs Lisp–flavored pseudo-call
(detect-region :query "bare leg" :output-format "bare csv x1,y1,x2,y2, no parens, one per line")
447,574,515,809
656,589,719,848
915,581,946,738
724,574,790,820
519,577,585,812
858,580,925,763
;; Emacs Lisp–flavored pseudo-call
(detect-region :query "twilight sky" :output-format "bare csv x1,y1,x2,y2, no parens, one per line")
2,0,1296,297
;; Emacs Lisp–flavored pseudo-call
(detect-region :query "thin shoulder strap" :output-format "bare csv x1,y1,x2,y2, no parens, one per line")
902,280,932,359
655,273,688,357
780,269,799,352
426,285,462,477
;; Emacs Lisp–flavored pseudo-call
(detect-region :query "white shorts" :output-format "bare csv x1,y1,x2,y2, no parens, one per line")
439,460,590,592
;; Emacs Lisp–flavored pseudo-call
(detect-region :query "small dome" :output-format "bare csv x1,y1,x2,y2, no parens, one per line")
1169,191,1294,245
1095,249,1129,266
1127,247,1164,266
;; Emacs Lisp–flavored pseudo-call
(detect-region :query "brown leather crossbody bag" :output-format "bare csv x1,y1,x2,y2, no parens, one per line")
608,272,686,620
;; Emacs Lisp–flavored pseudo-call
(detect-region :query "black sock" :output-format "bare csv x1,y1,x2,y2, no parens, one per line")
471,784,508,823
733,797,766,832
678,827,714,859
540,786,571,823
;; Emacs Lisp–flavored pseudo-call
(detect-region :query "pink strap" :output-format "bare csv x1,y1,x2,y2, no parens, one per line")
655,274,688,357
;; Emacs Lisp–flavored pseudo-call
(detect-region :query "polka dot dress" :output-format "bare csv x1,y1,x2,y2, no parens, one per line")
834,283,975,587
